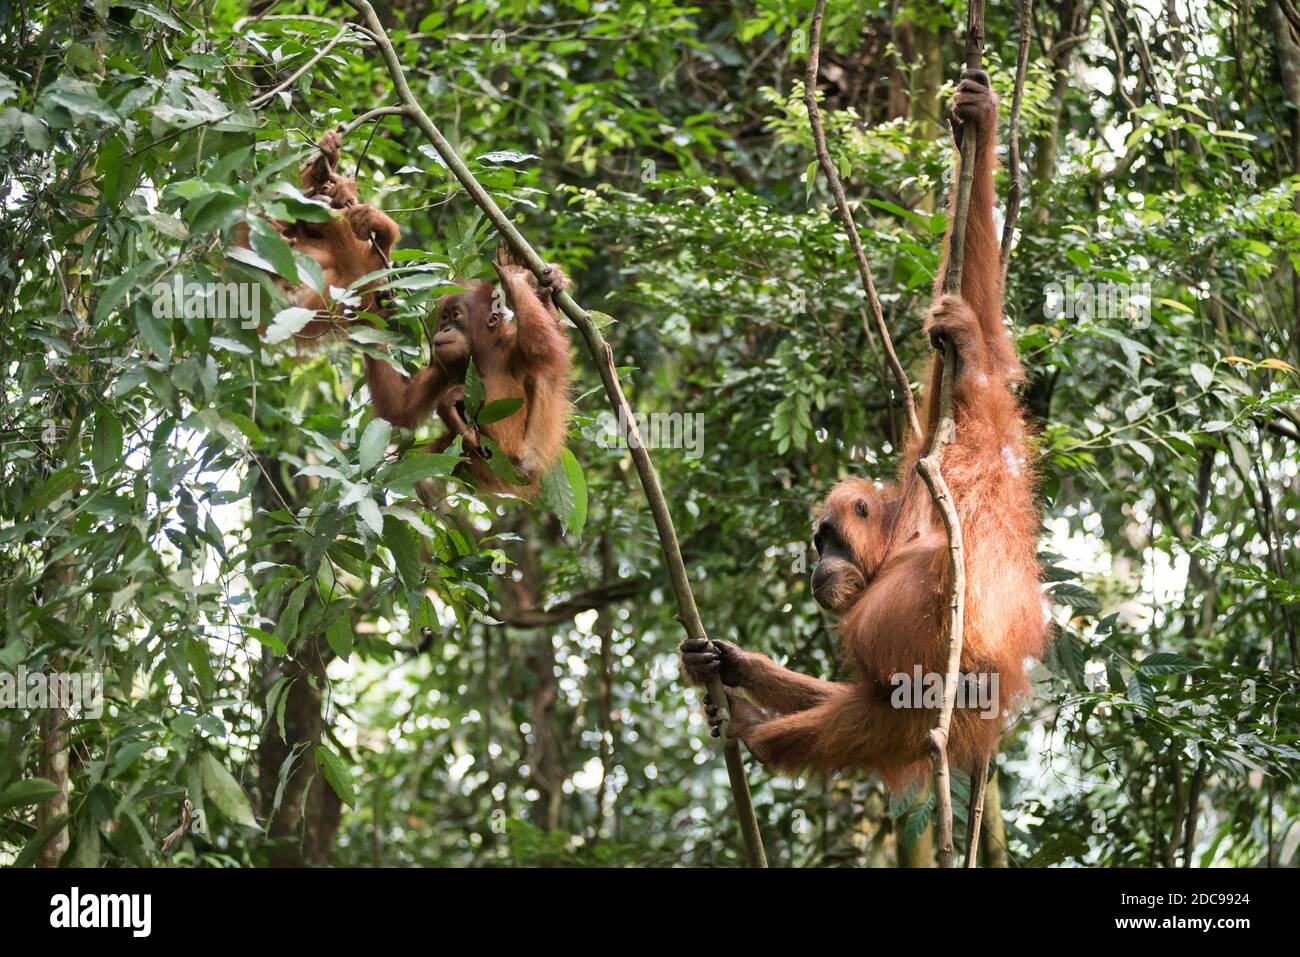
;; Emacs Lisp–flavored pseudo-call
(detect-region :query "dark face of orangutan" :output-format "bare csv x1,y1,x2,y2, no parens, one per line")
810,479,896,614
432,284,497,370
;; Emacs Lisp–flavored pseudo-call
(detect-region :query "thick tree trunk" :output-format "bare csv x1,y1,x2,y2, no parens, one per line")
887,20,914,122
886,19,943,133
252,472,341,867
1269,1,1300,365
36,541,76,869
910,25,945,138
257,635,342,867
35,160,100,866
35,694,70,867
505,522,564,833
1031,0,1090,194
903,22,945,214
1272,2,1300,166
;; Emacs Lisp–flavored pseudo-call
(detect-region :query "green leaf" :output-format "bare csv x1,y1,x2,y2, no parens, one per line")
295,250,326,295
42,76,119,124
386,518,424,591
91,404,123,480
1105,656,1126,695
1159,298,1194,315
275,681,294,743
305,508,346,573
479,437,522,487
314,746,356,808
376,451,460,488
739,14,773,42
14,813,70,867
539,466,572,520
185,191,242,236
274,579,312,651
477,149,541,164
325,614,354,661
94,261,155,325
359,418,392,472
186,637,215,699
804,158,818,203
268,185,334,222
223,411,265,445
0,777,59,812
539,448,587,535
356,496,385,536
23,466,79,516
264,306,317,345
245,626,286,656
903,793,934,849
866,198,930,229
464,360,486,416
248,216,300,284
1137,652,1202,676
888,783,921,820
1050,582,1102,617
135,297,172,361
72,815,102,867
476,397,524,425
1065,248,1091,271
1126,672,1155,709
198,752,259,829
1045,627,1088,691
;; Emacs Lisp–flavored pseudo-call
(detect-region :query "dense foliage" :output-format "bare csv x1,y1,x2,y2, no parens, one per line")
1,0,1296,867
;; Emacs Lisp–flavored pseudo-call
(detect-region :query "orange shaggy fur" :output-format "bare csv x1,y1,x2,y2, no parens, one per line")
681,71,1046,788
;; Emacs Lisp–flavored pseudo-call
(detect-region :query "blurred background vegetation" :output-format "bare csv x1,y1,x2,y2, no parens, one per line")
0,0,1297,867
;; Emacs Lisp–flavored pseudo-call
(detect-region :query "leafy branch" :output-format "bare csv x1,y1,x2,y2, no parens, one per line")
342,0,768,867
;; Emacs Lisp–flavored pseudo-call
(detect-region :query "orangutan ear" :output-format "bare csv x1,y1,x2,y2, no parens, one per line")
487,311,503,329
854,499,870,518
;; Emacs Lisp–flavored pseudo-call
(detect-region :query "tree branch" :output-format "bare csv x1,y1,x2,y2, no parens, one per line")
339,105,409,136
343,0,767,867
1181,757,1207,867
964,754,990,867
1000,0,1033,279
920,0,984,870
806,0,920,439
1280,0,1300,38
250,25,353,109
493,579,639,628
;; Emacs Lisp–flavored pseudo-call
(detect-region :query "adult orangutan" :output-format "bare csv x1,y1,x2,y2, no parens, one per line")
681,70,1046,788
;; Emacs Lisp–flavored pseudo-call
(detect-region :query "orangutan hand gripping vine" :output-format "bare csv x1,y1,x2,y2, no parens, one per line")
681,70,1046,788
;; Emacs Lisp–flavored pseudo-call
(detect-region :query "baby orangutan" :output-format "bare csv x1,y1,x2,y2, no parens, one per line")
367,242,573,496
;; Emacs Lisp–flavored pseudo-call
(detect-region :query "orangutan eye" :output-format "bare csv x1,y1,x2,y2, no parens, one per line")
854,499,869,518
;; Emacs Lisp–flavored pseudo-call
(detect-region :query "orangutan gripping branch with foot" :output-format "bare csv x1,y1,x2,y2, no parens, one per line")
681,70,1046,789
